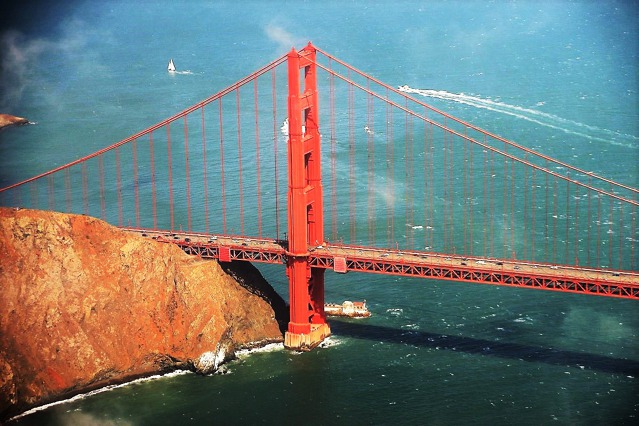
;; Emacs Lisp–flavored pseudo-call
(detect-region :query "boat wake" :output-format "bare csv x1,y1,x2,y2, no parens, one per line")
398,85,638,149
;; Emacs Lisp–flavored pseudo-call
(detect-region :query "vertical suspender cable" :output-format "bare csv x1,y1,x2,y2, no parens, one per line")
424,106,429,251
596,195,602,267
271,69,279,240
469,135,474,256
167,124,174,230
201,107,209,233
237,89,244,235
523,154,528,259
330,61,337,241
387,98,394,246
552,176,558,264
390,104,396,246
254,79,262,236
64,167,71,213
133,138,140,228
405,102,410,248
443,125,448,252
575,197,579,266
47,174,54,211
531,168,536,262
510,157,515,258
491,151,497,257
574,195,579,265
218,98,227,234
503,150,508,258
150,132,157,230
608,194,613,267
564,178,570,264
618,203,623,270
31,181,39,210
184,116,192,231
81,163,87,215
545,163,549,261
632,196,636,270
386,91,391,247
483,148,488,256
116,146,122,227
367,83,375,244
586,180,599,266
463,136,468,254
99,156,105,220
429,121,433,250
404,109,409,248
449,128,455,252
408,112,414,249
348,73,356,243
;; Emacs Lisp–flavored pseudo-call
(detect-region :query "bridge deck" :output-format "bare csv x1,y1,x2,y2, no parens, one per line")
124,229,639,300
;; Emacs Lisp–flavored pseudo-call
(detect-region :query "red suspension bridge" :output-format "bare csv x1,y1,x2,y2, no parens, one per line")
1,43,638,350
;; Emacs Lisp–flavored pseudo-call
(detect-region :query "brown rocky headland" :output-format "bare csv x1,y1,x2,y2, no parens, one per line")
0,207,287,421
0,114,29,130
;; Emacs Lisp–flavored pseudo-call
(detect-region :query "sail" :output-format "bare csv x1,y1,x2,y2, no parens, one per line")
167,59,176,72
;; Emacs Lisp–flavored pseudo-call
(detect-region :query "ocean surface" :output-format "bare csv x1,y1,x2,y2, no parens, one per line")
2,1,638,424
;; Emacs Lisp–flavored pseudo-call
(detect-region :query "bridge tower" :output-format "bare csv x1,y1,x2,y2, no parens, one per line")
284,43,331,350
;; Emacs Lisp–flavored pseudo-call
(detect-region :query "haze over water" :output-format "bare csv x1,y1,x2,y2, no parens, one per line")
2,1,638,425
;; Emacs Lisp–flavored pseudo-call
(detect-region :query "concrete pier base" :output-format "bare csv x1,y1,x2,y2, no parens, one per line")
284,323,331,351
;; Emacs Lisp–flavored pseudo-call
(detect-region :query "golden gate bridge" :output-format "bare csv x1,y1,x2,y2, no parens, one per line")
1,43,637,350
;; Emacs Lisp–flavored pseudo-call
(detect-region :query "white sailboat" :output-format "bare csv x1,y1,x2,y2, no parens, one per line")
167,59,176,72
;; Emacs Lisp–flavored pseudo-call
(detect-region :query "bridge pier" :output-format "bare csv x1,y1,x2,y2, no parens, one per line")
284,43,331,350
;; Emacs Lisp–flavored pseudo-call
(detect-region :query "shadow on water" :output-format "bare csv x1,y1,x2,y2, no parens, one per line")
330,320,639,376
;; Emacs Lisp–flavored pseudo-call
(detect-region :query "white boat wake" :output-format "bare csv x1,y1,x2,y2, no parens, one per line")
398,85,638,149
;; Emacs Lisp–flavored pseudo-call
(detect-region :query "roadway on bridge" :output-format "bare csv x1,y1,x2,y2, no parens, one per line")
124,228,639,299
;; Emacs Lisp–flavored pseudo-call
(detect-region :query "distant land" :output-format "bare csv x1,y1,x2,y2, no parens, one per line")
0,114,29,130
0,207,287,421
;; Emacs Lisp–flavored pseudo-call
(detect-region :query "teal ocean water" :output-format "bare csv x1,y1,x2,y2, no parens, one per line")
2,1,638,424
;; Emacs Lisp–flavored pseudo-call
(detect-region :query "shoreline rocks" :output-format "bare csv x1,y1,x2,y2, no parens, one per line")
0,114,29,130
0,208,287,421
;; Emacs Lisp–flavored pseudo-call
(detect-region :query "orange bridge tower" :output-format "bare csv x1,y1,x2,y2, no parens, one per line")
284,43,331,350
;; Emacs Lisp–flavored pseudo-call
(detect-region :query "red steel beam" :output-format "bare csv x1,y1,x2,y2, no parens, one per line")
124,229,639,300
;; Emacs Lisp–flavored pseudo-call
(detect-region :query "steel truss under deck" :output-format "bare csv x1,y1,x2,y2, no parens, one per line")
126,229,639,300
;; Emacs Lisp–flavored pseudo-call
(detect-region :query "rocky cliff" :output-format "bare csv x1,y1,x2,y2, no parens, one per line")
0,207,287,420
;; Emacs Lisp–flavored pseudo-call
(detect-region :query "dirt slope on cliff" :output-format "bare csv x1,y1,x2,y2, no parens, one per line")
0,207,285,420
